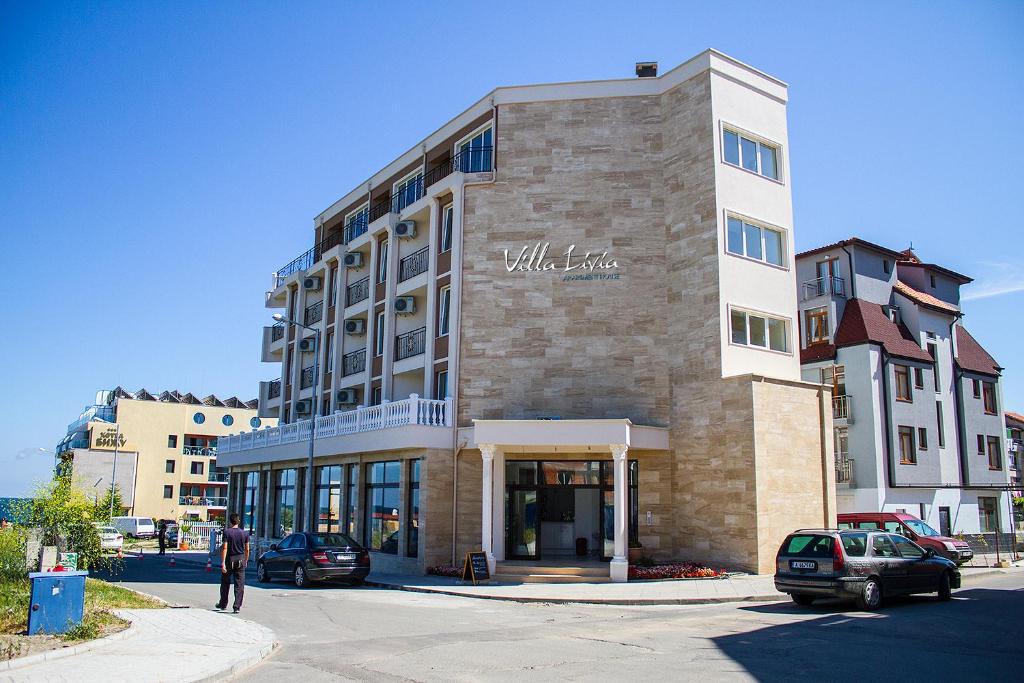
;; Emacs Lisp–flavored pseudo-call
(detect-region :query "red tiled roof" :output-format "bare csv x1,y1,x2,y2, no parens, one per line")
832,299,934,362
955,327,1001,377
893,280,960,315
1006,411,1024,428
800,343,836,364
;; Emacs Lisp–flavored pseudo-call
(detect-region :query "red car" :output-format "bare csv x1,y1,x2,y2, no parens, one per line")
837,512,973,565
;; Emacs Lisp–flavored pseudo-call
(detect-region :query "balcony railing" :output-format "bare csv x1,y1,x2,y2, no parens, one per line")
369,197,392,222
268,379,282,399
399,247,429,282
270,322,285,342
219,394,452,455
182,445,217,457
343,212,369,244
179,495,228,507
832,395,853,422
392,176,424,214
208,470,229,483
304,300,323,326
395,327,426,361
802,275,846,300
346,276,370,306
272,231,347,289
836,456,854,486
342,348,366,377
423,145,495,189
300,366,315,389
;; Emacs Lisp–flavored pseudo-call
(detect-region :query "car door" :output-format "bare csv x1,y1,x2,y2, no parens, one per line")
268,534,293,576
889,534,935,592
290,533,308,568
870,533,908,593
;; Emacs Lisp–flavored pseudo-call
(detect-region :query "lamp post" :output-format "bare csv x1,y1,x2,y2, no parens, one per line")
272,312,321,533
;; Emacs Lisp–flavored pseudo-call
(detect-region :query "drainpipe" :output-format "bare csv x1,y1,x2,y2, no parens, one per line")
949,314,968,486
841,245,857,299
879,345,895,489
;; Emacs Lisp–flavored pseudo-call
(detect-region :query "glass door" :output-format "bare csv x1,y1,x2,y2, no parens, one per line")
506,489,538,560
459,127,493,172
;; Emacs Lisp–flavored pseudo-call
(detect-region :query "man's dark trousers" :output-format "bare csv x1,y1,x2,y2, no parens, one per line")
218,555,245,610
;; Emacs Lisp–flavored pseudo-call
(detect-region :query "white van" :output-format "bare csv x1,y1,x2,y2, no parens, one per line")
111,516,156,539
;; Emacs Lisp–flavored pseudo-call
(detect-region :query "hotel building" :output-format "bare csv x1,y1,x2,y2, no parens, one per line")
796,240,1013,534
56,388,273,522
219,50,835,580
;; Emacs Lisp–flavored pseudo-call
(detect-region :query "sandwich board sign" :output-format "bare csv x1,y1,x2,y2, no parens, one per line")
461,551,490,585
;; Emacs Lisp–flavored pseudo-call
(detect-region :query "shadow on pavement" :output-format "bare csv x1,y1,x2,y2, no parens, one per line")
714,587,1024,681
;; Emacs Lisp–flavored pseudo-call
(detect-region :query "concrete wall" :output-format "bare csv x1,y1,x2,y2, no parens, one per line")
959,372,1009,486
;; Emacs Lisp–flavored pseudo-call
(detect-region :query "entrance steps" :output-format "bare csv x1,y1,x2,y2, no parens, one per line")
494,562,610,584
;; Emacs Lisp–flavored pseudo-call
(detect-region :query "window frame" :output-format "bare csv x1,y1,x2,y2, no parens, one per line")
894,365,913,402
391,167,425,213
913,367,925,390
437,285,452,337
728,305,791,354
898,426,917,465
314,464,343,533
165,459,175,474
407,459,420,557
972,378,981,399
918,427,928,451
364,460,401,553
374,311,386,357
804,307,830,346
434,369,448,401
377,239,389,284
987,436,1002,470
439,203,454,254
936,401,945,448
720,121,784,182
982,382,997,415
163,485,173,499
723,212,788,269
167,435,177,449
454,122,494,173
344,203,369,232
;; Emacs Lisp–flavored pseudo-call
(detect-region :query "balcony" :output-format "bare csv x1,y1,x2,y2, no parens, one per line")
300,366,315,389
179,495,228,508
399,247,429,282
304,300,323,326
802,276,846,300
832,395,853,423
395,327,426,361
343,212,369,243
271,322,284,342
272,230,346,289
346,276,370,307
208,470,229,483
342,348,366,377
182,445,217,457
836,456,855,488
424,146,494,187
268,379,282,399
261,323,286,361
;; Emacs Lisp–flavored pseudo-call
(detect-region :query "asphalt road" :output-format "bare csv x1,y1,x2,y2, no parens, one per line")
96,558,1024,682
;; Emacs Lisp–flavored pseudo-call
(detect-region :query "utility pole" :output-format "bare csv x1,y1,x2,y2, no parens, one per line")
109,421,120,520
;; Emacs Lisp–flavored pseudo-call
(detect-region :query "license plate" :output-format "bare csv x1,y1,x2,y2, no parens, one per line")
336,553,356,562
790,560,817,570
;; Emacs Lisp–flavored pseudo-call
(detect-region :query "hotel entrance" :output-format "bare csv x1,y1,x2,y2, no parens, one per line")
505,460,637,562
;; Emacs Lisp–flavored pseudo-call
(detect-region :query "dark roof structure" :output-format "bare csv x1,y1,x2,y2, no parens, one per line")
955,327,1002,377
105,388,259,408
796,237,905,261
832,299,934,362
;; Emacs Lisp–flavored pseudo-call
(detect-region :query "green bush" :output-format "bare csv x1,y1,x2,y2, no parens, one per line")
19,476,101,569
0,529,27,582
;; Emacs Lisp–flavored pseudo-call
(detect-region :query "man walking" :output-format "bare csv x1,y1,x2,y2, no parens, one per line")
216,513,249,613
158,521,167,555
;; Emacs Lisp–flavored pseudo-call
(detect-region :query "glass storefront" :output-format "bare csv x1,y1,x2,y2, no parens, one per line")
274,469,296,537
365,461,401,553
315,465,343,532
242,471,259,534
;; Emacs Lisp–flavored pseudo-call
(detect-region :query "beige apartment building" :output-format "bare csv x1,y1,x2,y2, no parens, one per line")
220,50,836,580
56,388,274,522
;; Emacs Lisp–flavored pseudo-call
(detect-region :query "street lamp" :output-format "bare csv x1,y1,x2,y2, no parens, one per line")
272,312,321,533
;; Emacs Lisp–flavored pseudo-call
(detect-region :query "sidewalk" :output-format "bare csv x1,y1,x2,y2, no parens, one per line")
1,608,276,682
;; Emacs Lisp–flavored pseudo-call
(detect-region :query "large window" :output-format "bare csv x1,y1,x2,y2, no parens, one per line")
726,215,784,266
722,126,780,180
936,402,945,448
730,308,789,353
438,286,451,337
346,464,358,536
982,382,997,414
458,126,493,172
804,308,829,346
913,367,925,390
927,342,940,392
440,204,453,253
242,472,260,534
408,460,420,557
365,461,400,553
898,426,916,465
987,436,1002,470
315,465,343,533
374,312,385,357
978,497,998,533
325,330,334,374
377,240,389,283
434,370,448,401
392,171,424,213
274,469,297,537
895,365,912,402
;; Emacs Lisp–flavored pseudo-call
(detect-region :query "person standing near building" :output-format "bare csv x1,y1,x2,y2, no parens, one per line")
215,513,249,613
158,521,167,555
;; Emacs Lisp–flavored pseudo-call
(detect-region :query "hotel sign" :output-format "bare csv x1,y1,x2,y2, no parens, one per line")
503,242,621,281
89,424,132,452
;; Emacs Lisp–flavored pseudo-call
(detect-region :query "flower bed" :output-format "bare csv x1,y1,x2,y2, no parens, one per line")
628,562,725,580
426,564,462,578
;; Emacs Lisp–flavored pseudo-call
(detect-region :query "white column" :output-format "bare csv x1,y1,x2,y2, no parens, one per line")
363,238,379,404
423,198,439,398
479,443,496,574
610,444,629,582
492,448,505,562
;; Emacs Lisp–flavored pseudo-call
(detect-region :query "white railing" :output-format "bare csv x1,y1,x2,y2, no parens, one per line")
836,456,854,486
802,275,846,300
219,394,452,454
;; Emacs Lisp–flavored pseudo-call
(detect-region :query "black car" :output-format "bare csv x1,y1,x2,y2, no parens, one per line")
256,532,370,587
775,528,961,610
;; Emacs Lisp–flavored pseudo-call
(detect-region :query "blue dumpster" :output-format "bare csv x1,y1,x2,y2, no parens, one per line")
27,571,88,635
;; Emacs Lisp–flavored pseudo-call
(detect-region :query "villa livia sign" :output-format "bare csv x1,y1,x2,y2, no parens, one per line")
503,242,621,281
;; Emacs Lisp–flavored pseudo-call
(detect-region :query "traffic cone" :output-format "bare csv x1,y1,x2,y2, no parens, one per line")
117,547,123,559
168,554,176,567
205,557,212,572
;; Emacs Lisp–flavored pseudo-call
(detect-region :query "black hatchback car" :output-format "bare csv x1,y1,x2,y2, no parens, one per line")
775,528,961,610
256,532,370,588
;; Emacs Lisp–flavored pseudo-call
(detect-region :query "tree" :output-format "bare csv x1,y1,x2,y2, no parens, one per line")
93,485,126,523
15,474,101,569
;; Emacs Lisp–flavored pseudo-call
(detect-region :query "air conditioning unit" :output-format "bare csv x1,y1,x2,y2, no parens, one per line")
336,389,358,405
343,252,363,268
295,399,313,414
303,276,322,291
394,296,416,314
394,221,416,239
298,337,317,353
344,319,366,335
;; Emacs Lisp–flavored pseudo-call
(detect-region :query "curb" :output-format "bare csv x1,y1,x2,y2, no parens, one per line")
193,622,278,683
0,617,139,673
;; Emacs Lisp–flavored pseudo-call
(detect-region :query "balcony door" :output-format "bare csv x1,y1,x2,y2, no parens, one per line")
459,127,492,173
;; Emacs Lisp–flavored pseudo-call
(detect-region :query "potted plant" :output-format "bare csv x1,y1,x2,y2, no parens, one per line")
628,538,644,563
178,520,191,550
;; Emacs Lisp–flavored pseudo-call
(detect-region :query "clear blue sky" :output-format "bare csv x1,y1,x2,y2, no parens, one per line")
1,1,1022,496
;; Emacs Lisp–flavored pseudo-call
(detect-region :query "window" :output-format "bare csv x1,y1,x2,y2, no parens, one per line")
328,267,338,306
162,485,172,499
978,497,997,533
929,274,937,288
274,469,297,537
987,436,1002,470
408,460,420,557
977,434,985,454
913,367,924,390
345,464,358,536
371,386,382,406
315,465,343,533
936,402,945,448
325,331,334,374
804,308,829,346
392,171,424,213
190,461,204,475
982,382,997,414
458,126,493,173
222,414,234,427
725,216,785,266
167,435,177,448
891,535,924,558
243,472,260,534
883,259,891,274
871,535,898,558
927,343,940,391
440,204,453,253
841,533,868,557
722,126,779,180
165,459,175,474
730,308,789,352
918,427,928,450
972,378,981,398
377,240,388,283
365,461,400,553
438,286,451,336
434,370,448,400
898,426,916,464
821,365,846,396
193,412,205,425
895,365,912,402
374,312,385,356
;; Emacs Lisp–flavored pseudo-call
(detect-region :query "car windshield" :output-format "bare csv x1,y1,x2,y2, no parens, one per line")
782,534,834,558
903,519,940,537
311,533,357,548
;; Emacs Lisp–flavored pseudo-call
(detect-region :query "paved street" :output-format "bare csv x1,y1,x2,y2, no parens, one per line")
97,559,1024,681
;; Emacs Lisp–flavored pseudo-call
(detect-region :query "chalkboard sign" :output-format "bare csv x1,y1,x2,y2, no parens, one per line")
462,551,490,585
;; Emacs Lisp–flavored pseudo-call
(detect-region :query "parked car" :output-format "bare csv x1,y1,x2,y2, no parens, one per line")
256,532,370,588
775,528,961,610
93,524,124,552
111,516,156,539
838,512,973,565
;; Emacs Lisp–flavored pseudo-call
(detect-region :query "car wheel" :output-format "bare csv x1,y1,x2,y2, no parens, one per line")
256,562,270,583
938,571,952,601
856,578,882,611
791,594,815,606
294,564,307,588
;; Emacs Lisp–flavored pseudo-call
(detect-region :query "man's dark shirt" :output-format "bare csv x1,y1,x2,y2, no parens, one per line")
223,526,248,557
